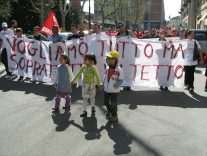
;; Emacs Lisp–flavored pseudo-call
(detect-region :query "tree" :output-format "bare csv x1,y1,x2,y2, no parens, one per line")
95,0,122,28
29,0,55,26
128,0,146,28
0,0,11,20
80,0,87,25
95,0,146,29
58,0,71,31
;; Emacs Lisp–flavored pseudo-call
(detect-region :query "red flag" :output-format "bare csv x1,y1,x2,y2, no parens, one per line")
40,11,60,36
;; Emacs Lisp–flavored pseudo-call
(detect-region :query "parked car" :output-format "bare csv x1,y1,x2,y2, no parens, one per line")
190,29,207,54
60,32,73,40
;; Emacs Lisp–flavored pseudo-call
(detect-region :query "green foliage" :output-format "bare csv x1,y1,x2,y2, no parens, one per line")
0,0,11,20
95,0,147,28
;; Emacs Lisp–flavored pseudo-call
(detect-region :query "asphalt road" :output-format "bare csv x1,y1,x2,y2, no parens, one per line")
0,64,207,156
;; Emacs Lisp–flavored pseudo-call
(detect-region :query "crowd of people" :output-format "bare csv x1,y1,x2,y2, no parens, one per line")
0,20,207,122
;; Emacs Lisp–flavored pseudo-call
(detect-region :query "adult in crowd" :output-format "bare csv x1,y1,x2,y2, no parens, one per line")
48,25,64,43
116,22,135,91
67,24,82,40
136,31,144,39
179,29,186,40
33,26,47,41
10,20,17,35
116,22,135,38
0,22,14,78
184,31,204,93
106,28,117,36
158,30,169,91
89,23,103,35
165,26,172,37
78,27,85,37
159,30,167,41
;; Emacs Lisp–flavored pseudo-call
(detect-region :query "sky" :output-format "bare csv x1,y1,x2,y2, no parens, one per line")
68,0,180,20
164,0,181,20
82,0,95,14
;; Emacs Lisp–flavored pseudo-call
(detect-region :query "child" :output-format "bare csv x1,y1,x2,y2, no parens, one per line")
71,54,101,117
52,54,74,112
104,50,123,122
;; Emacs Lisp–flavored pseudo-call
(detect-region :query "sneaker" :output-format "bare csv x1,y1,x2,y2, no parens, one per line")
189,88,194,93
105,111,111,120
91,107,96,113
63,106,70,111
159,86,164,91
184,85,190,90
52,107,59,112
164,87,169,91
109,116,118,122
18,76,24,81
80,111,87,118
25,77,31,81
123,86,132,91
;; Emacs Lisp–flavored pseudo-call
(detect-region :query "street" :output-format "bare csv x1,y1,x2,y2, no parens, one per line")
0,64,207,156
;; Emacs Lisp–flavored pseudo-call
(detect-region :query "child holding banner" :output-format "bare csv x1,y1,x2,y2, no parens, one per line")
52,54,74,112
71,54,102,118
104,51,123,122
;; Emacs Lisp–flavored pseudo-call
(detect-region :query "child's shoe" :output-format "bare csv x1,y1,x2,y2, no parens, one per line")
189,88,194,93
63,106,70,111
52,107,59,112
184,85,190,90
80,111,87,118
18,76,24,81
164,87,168,91
109,116,118,122
105,111,111,120
91,107,96,113
159,86,164,91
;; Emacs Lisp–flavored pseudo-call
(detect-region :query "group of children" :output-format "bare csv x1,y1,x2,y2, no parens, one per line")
53,50,123,122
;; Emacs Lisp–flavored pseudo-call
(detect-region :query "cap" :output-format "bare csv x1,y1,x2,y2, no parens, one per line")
2,22,8,28
106,50,119,59
116,22,124,29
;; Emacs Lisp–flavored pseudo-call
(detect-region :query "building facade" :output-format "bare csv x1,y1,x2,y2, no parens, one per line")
93,0,165,29
140,0,165,29
180,0,207,29
70,0,81,9
169,16,181,28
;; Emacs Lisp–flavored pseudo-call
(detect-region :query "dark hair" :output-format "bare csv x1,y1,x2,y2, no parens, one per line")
71,24,78,29
52,25,59,30
34,26,40,30
93,23,101,28
84,54,97,65
59,54,70,65
185,30,193,38
10,20,17,26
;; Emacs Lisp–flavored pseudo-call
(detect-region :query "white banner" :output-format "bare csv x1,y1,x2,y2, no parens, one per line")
3,34,187,88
